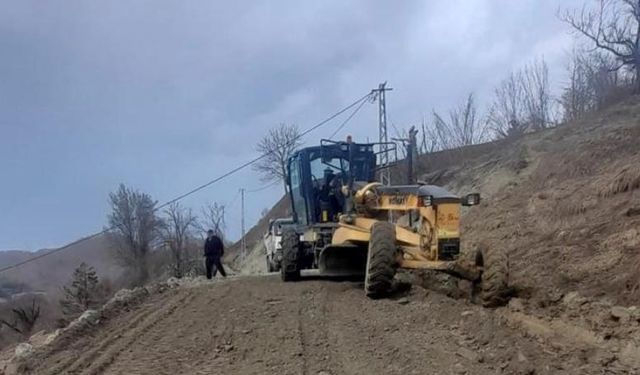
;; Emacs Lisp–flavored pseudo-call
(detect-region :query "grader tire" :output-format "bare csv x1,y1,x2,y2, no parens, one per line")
365,222,397,298
476,245,509,307
281,229,301,282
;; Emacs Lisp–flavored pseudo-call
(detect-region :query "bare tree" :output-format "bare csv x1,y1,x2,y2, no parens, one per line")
419,117,440,154
561,48,595,122
488,59,552,137
560,0,640,92
561,49,624,121
589,52,626,106
161,203,198,278
59,263,102,318
253,123,303,193
0,299,41,337
391,124,412,158
198,202,226,239
522,59,552,130
488,71,527,138
107,184,162,286
431,93,489,149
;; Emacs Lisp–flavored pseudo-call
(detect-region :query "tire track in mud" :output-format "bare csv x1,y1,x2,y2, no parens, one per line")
102,281,235,375
83,290,198,375
322,283,484,374
295,289,311,375
39,289,197,375
36,298,161,374
295,284,346,375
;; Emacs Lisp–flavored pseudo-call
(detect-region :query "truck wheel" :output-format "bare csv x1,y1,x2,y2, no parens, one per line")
281,229,301,282
365,222,397,298
266,257,273,273
475,245,509,307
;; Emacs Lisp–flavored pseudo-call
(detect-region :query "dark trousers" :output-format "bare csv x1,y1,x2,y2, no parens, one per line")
205,256,227,279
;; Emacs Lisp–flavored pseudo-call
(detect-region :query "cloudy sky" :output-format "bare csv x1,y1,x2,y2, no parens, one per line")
0,0,584,251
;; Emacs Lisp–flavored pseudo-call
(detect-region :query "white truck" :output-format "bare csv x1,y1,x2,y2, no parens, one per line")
264,218,294,272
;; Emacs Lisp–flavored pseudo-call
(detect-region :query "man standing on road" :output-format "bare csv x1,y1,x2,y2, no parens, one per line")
204,229,227,279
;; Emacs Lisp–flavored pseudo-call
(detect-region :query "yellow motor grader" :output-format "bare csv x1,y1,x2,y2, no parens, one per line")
281,138,509,307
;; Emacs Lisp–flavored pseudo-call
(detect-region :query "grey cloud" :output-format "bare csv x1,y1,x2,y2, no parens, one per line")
0,0,584,249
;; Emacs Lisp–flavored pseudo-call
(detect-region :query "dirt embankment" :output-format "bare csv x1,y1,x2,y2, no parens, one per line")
416,99,640,306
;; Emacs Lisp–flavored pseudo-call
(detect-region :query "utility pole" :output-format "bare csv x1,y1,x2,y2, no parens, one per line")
392,125,418,184
221,206,226,241
240,188,246,258
372,82,393,185
407,126,418,184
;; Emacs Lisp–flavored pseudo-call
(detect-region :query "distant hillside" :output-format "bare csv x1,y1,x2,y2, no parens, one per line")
0,233,123,297
225,195,291,272
0,251,33,271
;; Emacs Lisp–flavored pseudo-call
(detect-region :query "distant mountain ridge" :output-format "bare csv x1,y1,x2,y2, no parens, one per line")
0,233,123,297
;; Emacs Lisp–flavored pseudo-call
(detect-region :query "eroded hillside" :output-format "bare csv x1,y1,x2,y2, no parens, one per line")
417,99,640,306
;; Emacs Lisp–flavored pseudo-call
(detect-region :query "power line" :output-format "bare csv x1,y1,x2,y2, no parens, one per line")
154,91,372,211
329,93,371,140
0,91,373,274
245,180,280,193
0,231,108,274
224,189,242,211
240,188,246,258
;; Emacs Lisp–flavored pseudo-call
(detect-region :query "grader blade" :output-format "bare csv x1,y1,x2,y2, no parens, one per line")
318,245,367,276
441,259,482,282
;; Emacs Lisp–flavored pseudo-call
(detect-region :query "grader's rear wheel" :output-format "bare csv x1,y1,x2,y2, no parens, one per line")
281,229,301,282
365,222,397,298
475,245,509,307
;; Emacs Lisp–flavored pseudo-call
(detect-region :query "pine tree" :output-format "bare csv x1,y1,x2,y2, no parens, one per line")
60,263,101,318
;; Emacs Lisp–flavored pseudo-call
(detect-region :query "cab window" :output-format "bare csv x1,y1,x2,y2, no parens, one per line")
289,155,308,225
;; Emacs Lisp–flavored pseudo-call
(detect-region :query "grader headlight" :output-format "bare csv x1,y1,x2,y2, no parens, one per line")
462,193,481,206
419,195,433,207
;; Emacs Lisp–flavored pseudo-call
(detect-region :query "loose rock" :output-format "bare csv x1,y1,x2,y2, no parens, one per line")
611,306,631,323
508,298,525,312
456,347,480,362
14,343,33,360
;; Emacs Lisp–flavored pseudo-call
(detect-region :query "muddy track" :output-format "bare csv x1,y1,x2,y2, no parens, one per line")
41,289,198,375
25,275,638,374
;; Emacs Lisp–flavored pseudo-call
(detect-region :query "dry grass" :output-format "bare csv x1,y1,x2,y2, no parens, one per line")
598,161,640,197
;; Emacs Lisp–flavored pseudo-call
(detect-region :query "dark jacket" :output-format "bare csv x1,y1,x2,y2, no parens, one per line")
204,235,224,257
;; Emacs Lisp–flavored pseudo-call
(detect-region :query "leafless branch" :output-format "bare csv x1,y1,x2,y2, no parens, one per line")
560,0,640,91
161,202,198,278
107,184,162,285
252,123,303,194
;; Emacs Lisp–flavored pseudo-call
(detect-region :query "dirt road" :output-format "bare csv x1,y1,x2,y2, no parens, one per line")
25,274,635,375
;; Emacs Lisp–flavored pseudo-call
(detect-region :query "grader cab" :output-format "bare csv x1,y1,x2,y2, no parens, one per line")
282,138,509,307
